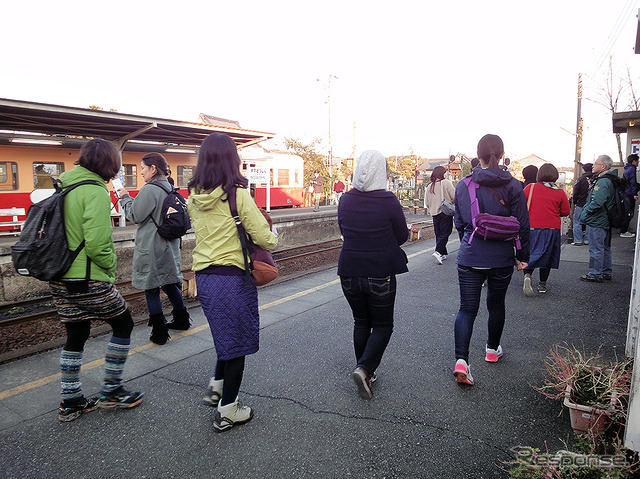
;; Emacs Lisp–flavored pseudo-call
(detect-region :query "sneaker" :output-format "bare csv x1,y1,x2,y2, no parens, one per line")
352,367,373,399
441,254,448,260
370,372,378,384
454,359,474,385
58,396,98,422
213,400,254,432
432,251,443,265
523,274,533,297
603,274,612,281
203,378,223,407
97,387,144,409
485,345,503,363
538,281,547,294
580,274,603,283
620,232,636,238
571,242,583,246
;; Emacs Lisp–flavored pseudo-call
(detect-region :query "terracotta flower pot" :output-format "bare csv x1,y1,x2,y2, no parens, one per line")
563,385,611,434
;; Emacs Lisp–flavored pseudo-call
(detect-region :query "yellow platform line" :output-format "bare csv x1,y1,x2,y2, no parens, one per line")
0,278,342,400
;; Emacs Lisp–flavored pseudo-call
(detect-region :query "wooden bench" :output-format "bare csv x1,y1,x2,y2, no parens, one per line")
0,208,26,236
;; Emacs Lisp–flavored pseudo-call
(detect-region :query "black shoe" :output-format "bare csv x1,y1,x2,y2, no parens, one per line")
149,313,170,345
58,396,98,422
166,309,191,330
580,274,603,283
603,274,612,281
97,387,144,409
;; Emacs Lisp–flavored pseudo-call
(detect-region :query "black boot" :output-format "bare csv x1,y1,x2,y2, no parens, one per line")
166,309,191,330
149,313,170,345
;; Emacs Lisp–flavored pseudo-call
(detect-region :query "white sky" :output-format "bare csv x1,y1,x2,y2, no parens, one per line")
2,1,640,167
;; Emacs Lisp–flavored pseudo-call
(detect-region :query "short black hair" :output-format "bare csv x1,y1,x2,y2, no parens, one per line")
627,154,639,164
75,139,120,180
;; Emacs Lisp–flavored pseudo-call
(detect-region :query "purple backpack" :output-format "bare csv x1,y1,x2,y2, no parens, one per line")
463,177,521,249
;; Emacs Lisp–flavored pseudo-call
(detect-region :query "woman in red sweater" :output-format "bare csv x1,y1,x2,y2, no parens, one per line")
523,163,570,295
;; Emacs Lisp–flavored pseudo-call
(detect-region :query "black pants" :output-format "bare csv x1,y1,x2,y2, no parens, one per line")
621,196,636,234
64,309,134,352
433,212,454,255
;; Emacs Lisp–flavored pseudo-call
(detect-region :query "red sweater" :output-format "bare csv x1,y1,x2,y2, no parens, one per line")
524,183,570,229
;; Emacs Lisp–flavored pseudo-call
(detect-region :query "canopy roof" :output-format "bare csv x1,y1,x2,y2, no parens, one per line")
0,98,275,149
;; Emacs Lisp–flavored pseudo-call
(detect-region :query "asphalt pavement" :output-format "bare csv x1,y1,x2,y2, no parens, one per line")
0,228,636,479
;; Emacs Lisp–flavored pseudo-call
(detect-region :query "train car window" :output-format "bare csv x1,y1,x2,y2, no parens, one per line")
0,162,18,191
294,168,299,187
33,162,64,189
123,164,137,188
177,166,194,188
270,168,274,186
277,169,289,186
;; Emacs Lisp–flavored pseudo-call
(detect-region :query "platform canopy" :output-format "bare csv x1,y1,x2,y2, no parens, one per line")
613,110,640,134
0,98,275,149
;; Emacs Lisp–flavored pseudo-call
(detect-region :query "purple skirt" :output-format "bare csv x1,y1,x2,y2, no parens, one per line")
196,273,259,360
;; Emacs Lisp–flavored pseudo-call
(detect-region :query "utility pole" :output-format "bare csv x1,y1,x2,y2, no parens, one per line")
573,73,584,182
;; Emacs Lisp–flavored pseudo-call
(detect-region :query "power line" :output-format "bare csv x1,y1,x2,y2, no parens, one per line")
590,0,639,77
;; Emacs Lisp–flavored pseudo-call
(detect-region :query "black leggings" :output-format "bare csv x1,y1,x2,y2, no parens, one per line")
524,267,551,283
64,309,134,352
215,356,246,406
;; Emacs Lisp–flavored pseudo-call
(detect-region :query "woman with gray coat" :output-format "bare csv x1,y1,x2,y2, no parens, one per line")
117,153,189,344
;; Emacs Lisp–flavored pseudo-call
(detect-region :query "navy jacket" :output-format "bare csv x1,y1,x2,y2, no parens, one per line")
624,163,639,197
455,167,530,268
337,189,409,277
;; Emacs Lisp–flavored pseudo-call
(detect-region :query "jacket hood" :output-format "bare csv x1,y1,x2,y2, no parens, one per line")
59,166,108,190
471,167,514,187
353,150,388,192
188,185,229,211
598,168,620,180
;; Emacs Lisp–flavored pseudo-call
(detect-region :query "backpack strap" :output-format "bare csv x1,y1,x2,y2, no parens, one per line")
146,181,172,228
463,177,480,243
228,188,253,283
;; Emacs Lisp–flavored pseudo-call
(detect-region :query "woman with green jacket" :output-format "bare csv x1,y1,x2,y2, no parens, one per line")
52,139,143,422
117,153,189,345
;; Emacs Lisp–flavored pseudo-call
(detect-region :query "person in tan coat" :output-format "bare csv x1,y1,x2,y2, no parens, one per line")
424,165,455,264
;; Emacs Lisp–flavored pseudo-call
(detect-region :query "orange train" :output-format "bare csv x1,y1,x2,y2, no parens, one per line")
0,143,304,229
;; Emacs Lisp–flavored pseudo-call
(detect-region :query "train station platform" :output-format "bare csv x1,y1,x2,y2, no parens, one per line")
0,228,635,478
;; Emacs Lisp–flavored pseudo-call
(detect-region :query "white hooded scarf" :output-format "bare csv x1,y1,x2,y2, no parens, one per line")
352,150,388,192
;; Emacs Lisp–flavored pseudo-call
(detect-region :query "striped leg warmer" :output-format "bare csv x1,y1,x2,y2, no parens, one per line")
102,336,131,395
60,349,84,404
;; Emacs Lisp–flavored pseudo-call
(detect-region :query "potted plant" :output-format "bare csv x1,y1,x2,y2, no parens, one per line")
536,344,633,435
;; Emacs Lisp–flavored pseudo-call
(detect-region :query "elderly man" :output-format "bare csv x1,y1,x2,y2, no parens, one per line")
580,155,618,282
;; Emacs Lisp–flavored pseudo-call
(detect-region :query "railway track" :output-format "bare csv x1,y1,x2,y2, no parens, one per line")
0,241,344,329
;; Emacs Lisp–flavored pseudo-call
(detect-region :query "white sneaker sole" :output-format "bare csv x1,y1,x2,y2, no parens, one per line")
523,276,533,297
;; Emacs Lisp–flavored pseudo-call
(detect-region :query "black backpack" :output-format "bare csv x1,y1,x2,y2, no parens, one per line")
11,180,101,281
598,174,626,229
148,183,191,240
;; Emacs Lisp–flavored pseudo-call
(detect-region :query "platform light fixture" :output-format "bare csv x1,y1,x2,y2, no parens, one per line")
165,148,196,154
10,138,62,146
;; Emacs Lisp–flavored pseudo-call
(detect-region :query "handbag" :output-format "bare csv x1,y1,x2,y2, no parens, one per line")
228,188,278,286
435,180,454,216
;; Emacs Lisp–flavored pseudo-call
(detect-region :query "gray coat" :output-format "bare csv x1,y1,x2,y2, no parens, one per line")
119,177,183,290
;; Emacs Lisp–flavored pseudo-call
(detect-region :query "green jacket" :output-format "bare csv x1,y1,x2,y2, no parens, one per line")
188,186,278,271
59,166,117,283
580,169,618,229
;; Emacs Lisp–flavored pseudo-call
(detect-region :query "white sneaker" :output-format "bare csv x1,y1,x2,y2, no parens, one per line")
453,359,474,385
620,232,636,238
523,274,533,297
432,251,443,265
485,345,503,362
203,378,223,407
214,400,254,432
441,254,448,260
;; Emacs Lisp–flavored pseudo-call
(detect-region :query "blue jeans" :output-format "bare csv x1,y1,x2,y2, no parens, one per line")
573,206,587,243
454,265,514,363
341,276,397,375
433,212,454,255
145,282,186,316
587,226,612,278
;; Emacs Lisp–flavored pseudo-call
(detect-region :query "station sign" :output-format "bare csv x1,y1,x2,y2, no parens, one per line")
247,167,269,183
632,138,640,155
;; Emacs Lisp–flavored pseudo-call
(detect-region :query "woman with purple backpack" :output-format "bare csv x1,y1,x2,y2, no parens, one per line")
452,134,530,386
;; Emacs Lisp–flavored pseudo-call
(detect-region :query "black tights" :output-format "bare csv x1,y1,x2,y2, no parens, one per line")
524,268,551,283
64,309,134,352
215,356,246,406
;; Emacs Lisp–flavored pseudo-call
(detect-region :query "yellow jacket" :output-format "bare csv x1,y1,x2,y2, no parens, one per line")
188,186,278,271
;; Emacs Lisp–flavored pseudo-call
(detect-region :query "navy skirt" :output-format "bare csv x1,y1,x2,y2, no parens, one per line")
196,273,260,360
528,228,561,270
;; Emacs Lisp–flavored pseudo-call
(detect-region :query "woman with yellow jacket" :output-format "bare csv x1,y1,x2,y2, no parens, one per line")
188,133,277,433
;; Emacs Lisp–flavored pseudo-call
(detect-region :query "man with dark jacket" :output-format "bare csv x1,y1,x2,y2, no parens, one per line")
580,155,617,282
620,154,639,238
571,163,593,245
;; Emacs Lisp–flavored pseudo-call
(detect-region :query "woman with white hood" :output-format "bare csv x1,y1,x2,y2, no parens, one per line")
337,150,409,400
